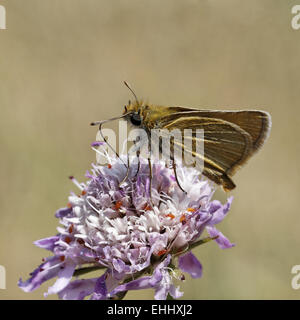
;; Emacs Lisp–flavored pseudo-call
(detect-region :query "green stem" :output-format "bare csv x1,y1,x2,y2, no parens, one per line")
73,265,106,277
173,236,219,257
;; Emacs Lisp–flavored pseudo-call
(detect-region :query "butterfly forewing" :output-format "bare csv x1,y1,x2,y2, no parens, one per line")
148,107,271,190
160,108,271,154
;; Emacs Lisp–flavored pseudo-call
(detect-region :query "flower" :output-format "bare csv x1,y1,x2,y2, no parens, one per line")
19,143,234,300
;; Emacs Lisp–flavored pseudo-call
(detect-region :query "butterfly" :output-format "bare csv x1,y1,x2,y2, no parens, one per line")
91,82,271,193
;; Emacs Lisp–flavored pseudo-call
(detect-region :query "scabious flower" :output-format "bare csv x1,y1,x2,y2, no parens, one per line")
19,143,234,300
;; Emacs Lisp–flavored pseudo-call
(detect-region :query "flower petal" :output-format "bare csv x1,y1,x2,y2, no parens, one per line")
55,207,72,218
206,226,235,249
109,276,152,299
91,141,105,147
90,273,108,300
209,196,233,225
58,278,97,300
178,252,202,278
169,284,184,299
154,282,169,300
34,236,59,251
46,260,76,295
18,256,61,292
112,258,130,274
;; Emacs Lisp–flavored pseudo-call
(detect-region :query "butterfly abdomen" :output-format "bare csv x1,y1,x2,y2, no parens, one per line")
221,174,236,191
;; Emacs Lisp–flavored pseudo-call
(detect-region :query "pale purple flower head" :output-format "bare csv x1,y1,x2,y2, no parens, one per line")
19,144,234,300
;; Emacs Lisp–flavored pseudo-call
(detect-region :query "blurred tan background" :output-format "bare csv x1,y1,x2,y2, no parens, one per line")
0,0,299,300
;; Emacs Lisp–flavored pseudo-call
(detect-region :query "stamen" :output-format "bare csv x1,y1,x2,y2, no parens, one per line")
77,239,85,245
142,203,152,211
114,201,122,210
68,224,74,233
69,176,84,191
64,236,72,244
180,214,186,223
157,249,167,256
166,213,175,219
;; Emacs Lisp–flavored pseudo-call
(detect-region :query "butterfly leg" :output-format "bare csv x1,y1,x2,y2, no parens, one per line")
148,157,152,198
135,150,140,177
147,157,154,206
172,159,187,194
134,139,141,177
119,155,130,187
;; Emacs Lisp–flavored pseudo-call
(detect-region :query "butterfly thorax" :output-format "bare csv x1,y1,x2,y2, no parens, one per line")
123,101,177,129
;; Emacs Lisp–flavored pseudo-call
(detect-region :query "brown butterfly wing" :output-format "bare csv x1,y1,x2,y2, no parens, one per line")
187,110,271,153
161,107,271,156
154,108,271,190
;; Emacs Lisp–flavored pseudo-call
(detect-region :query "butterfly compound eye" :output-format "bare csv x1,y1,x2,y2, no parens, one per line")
130,113,142,126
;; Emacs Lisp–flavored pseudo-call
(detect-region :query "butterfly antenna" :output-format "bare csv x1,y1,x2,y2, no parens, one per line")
124,81,139,104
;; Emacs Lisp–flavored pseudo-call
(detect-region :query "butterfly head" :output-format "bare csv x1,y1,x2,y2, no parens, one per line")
123,100,143,127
